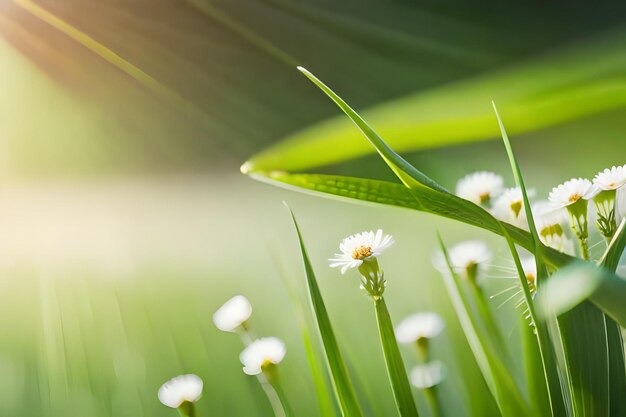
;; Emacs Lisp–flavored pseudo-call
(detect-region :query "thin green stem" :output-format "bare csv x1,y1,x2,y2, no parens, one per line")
258,373,288,417
271,378,294,417
424,388,440,417
578,236,590,260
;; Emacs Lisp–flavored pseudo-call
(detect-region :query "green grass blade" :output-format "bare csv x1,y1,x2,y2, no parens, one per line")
374,297,420,417
599,219,626,271
287,207,364,417
270,249,338,417
499,226,567,417
251,171,573,268
436,234,530,417
293,67,445,192
492,103,547,284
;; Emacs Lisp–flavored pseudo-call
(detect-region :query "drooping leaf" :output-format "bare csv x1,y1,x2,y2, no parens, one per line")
287,207,364,417
252,171,573,268
436,234,531,417
373,297,420,417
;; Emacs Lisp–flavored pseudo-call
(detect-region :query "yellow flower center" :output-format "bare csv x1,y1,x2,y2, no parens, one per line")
352,245,373,260
479,192,490,204
526,272,536,284
510,200,522,217
569,193,581,203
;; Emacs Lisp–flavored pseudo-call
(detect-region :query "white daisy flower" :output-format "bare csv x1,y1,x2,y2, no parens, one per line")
158,374,203,409
548,178,595,209
410,361,446,389
395,312,445,344
532,201,573,253
213,295,252,332
329,229,394,274
492,187,534,228
455,171,504,206
593,165,626,191
433,240,491,282
240,337,286,376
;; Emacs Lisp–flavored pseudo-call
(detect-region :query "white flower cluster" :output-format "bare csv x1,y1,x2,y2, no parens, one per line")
456,165,626,257
213,295,286,376
159,296,288,411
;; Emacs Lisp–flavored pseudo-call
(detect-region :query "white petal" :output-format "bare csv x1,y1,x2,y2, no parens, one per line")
158,374,203,408
213,295,252,332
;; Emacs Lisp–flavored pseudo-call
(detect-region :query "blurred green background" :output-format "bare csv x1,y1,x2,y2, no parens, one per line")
2,1,626,416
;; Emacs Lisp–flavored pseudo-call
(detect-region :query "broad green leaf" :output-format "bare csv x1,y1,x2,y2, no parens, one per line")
437,234,530,417
605,318,626,417
521,317,552,417
536,264,611,417
535,262,626,328
599,219,626,417
558,303,610,417
252,171,573,268
373,297,420,417
287,208,364,417
244,32,626,173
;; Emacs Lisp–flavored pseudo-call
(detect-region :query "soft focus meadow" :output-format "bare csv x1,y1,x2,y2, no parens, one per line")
3,1,626,416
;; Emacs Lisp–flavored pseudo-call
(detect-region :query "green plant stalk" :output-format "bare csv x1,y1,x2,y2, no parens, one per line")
374,297,420,417
424,387,440,417
258,373,289,417
269,376,294,417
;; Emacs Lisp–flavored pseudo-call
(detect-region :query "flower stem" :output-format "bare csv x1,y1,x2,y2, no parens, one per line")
424,387,440,417
177,402,196,417
578,236,589,260
374,297,420,417
271,378,294,417
257,373,290,417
